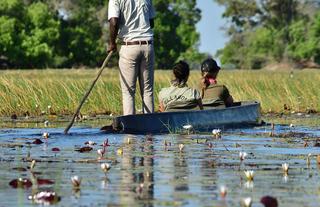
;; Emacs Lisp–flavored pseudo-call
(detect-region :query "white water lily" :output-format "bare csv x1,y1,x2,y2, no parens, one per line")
241,197,252,207
42,132,49,139
97,148,105,158
307,153,312,166
183,124,193,130
85,141,96,146
282,163,289,174
244,170,254,181
71,176,81,188
212,129,221,138
239,152,248,161
101,163,111,174
30,160,36,170
178,144,185,152
219,185,227,198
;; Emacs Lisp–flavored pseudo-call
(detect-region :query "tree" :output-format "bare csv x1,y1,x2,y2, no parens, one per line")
153,0,206,68
215,0,320,69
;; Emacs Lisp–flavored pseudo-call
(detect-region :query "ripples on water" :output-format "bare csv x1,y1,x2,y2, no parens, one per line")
0,125,320,206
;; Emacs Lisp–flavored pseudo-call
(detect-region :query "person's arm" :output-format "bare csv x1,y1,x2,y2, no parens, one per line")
108,17,119,52
159,101,165,112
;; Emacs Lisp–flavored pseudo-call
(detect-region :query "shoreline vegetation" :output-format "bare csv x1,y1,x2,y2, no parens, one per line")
0,69,319,118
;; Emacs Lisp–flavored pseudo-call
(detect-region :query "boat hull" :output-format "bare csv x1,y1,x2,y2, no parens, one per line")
112,101,261,134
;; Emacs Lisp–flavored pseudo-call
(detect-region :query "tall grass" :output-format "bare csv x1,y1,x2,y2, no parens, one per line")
0,69,319,116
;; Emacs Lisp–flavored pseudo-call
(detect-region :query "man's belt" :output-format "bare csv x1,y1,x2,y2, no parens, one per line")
121,40,152,45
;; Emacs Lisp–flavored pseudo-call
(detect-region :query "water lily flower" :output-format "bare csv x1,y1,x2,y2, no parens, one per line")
97,148,105,158
282,163,289,174
241,197,252,207
30,160,36,170
127,137,132,144
183,124,192,130
42,132,49,139
102,139,110,147
117,148,123,155
244,170,254,181
71,176,81,188
179,144,185,152
212,129,221,139
85,141,96,146
28,191,60,205
219,185,227,198
183,124,193,134
307,153,312,166
239,152,248,161
101,163,111,175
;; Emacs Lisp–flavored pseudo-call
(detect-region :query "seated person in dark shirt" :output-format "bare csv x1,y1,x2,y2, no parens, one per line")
200,58,234,107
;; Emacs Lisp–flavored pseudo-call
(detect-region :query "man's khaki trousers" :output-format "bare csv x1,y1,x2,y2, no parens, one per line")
119,44,154,115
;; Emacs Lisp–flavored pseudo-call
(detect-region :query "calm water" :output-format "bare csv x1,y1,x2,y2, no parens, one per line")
0,124,320,206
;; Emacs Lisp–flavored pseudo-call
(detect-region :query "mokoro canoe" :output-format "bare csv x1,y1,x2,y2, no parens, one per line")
105,101,262,134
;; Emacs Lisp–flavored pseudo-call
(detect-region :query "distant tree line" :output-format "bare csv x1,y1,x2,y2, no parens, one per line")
0,0,206,69
215,0,320,69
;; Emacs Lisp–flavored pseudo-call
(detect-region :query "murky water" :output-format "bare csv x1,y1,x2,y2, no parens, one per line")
0,123,320,206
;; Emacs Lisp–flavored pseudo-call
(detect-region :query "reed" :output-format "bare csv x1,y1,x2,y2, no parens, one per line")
0,69,319,116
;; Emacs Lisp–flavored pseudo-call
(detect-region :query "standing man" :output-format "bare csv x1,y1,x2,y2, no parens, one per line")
108,0,156,115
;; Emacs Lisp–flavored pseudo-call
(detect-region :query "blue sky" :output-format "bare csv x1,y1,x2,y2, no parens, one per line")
196,0,228,59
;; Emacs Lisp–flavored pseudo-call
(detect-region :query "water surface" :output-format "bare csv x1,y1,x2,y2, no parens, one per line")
0,124,320,206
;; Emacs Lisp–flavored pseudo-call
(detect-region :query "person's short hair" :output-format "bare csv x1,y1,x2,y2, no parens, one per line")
173,60,190,84
201,58,220,75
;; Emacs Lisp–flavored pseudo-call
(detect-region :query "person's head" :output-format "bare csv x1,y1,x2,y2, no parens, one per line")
172,60,190,86
201,58,220,78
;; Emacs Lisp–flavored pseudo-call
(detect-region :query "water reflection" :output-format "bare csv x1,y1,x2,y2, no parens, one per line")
120,135,154,206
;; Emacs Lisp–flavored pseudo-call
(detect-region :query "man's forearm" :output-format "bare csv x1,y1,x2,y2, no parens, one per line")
109,17,119,44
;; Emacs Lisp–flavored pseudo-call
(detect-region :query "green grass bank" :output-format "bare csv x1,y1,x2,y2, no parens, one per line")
0,69,319,117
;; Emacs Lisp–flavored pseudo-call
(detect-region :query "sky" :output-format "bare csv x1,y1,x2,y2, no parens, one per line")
196,0,228,60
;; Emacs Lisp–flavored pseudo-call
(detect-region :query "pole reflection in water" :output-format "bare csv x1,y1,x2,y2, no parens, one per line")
120,135,154,206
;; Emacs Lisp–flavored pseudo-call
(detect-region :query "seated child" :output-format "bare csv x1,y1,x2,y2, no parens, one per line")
158,61,203,112
200,58,234,107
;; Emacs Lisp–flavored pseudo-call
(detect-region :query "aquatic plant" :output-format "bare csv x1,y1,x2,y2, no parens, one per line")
71,176,81,188
84,141,96,146
212,129,221,139
260,196,278,207
244,170,254,181
1,70,319,116
42,132,49,139
282,163,289,174
117,148,123,155
183,124,193,134
239,152,248,161
28,191,60,205
30,160,36,170
97,148,105,159
241,197,252,207
219,185,227,198
307,153,312,166
101,163,111,176
179,144,185,152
